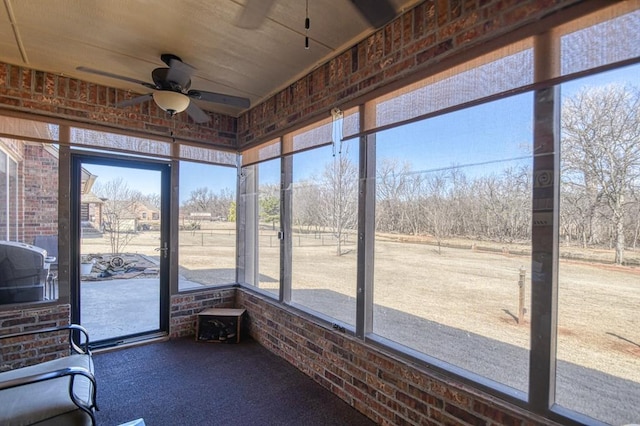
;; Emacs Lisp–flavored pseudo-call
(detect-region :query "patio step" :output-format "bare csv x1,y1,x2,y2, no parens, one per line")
81,224,102,239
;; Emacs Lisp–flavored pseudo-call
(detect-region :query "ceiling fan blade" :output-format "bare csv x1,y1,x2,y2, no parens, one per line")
351,0,396,28
236,0,276,29
166,58,195,89
76,66,156,89
115,94,153,108
186,102,211,123
189,90,250,109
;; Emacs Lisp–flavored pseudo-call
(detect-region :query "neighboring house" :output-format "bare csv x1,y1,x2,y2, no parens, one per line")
133,200,160,228
80,168,104,234
98,199,160,233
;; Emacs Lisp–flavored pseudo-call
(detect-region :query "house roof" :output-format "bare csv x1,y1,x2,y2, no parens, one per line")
81,192,104,204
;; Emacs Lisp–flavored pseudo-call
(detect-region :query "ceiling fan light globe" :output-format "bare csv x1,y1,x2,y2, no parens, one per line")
153,90,190,114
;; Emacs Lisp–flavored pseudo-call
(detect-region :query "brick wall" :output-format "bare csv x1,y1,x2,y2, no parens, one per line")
0,63,237,149
170,288,236,338
237,0,584,148
0,304,71,371
236,289,558,426
22,144,58,244
0,288,236,370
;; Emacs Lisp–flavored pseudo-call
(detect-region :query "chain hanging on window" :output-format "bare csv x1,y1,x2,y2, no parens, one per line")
331,107,344,157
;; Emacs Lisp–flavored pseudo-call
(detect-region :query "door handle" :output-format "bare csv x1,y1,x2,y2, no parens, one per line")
155,242,168,259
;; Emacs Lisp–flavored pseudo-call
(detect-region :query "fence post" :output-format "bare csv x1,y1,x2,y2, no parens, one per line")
518,266,526,324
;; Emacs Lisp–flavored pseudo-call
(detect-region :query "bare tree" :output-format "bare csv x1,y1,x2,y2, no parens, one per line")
185,187,213,212
182,187,235,222
319,150,358,255
562,84,640,264
376,158,412,233
424,172,454,254
292,181,323,234
399,172,426,236
141,193,161,210
93,177,139,255
628,189,640,250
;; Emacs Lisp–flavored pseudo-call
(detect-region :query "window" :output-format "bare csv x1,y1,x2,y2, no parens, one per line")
556,64,640,425
0,148,20,242
291,142,358,326
178,161,237,290
0,150,10,239
372,93,533,393
1,137,59,305
241,159,281,296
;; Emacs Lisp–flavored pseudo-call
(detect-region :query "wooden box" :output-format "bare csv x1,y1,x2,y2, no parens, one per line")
196,308,245,343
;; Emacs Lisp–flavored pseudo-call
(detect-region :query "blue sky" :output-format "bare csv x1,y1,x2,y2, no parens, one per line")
84,164,161,197
83,161,237,204
375,92,533,176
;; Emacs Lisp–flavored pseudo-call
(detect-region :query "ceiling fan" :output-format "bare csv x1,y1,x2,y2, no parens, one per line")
237,0,397,29
76,54,250,123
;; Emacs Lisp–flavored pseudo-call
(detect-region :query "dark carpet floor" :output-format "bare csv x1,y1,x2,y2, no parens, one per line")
93,337,375,426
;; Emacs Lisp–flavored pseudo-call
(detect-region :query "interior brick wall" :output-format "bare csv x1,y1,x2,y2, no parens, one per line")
236,289,558,426
0,63,237,149
0,304,71,371
237,0,584,148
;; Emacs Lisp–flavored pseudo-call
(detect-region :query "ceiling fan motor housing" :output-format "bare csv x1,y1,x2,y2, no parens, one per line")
152,68,191,92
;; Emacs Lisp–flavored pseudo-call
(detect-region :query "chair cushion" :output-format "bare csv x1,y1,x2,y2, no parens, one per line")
0,354,94,425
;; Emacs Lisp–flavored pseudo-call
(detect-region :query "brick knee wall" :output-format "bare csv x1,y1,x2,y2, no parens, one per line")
235,288,558,426
0,288,561,424
0,287,238,370
0,304,71,371
169,287,237,338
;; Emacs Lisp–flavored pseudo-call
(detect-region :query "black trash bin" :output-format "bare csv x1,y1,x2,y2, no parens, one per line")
0,241,49,304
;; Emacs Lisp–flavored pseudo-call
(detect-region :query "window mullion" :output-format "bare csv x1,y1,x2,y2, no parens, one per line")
528,30,561,414
356,104,376,339
281,154,292,303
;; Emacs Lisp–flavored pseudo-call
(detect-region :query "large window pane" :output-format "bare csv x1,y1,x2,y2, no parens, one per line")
178,161,237,290
242,159,280,296
291,143,358,326
79,162,163,341
1,139,59,304
373,93,533,393
8,156,18,242
556,64,640,425
0,150,7,239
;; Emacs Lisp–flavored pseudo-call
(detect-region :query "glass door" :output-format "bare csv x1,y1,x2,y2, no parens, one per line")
71,153,170,346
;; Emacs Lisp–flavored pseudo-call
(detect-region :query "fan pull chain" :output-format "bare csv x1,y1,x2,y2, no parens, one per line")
171,114,176,144
305,0,310,49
